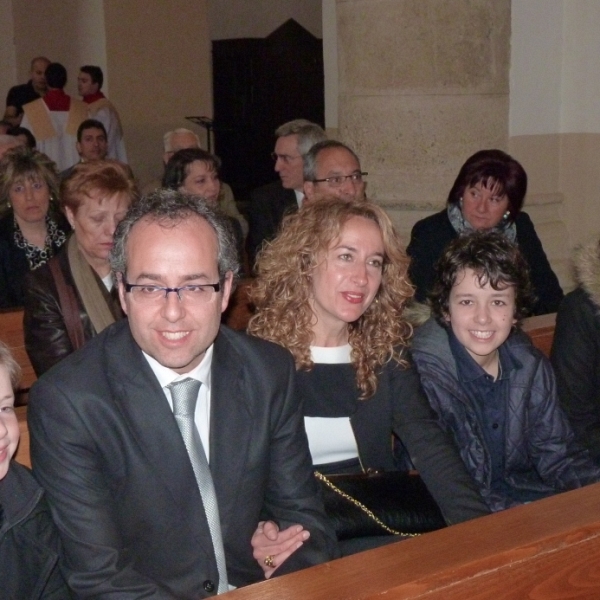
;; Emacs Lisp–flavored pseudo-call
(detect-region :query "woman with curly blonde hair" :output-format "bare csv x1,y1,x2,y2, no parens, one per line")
249,197,489,565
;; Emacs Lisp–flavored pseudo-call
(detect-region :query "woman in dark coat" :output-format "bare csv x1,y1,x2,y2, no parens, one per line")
23,160,137,376
0,146,68,308
407,149,563,316
551,239,600,465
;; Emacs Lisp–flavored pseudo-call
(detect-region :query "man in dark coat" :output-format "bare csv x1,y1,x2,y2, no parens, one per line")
247,119,325,265
28,190,338,598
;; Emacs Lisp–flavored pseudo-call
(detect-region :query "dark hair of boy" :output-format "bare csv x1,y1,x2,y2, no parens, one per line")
429,230,536,325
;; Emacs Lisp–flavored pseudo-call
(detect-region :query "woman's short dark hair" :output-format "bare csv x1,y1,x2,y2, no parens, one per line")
429,230,536,325
446,149,528,219
162,148,221,191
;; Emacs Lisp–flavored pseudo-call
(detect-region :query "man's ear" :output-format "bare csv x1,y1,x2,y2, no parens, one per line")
303,181,315,202
220,272,234,314
76,141,82,156
116,273,128,315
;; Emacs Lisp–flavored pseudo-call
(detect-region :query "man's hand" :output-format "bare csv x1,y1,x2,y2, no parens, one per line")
251,520,309,579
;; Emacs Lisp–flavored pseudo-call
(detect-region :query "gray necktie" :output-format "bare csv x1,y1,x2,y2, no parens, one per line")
168,378,228,594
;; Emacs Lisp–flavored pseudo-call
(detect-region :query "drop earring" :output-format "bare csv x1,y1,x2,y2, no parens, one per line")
503,210,510,220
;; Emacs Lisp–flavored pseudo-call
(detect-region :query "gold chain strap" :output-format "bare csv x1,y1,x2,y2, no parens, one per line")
314,471,421,538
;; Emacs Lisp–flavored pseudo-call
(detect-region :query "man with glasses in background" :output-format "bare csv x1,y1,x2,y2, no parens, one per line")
28,190,338,598
303,140,367,204
247,119,326,265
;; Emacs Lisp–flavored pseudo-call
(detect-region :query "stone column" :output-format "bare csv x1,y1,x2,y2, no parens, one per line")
335,0,511,244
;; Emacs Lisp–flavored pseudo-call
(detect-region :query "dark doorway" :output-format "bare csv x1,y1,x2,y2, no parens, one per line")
212,19,324,201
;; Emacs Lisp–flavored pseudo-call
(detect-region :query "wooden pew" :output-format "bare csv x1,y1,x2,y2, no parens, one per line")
223,277,255,331
14,405,30,469
0,308,36,403
521,312,556,358
226,481,600,599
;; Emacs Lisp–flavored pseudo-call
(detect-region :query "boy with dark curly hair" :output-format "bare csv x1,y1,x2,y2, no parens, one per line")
411,230,600,511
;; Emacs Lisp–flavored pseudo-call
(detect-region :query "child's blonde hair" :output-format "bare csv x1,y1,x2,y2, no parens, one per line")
0,341,21,390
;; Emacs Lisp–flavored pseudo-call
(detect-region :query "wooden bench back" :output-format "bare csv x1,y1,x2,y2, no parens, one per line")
0,309,36,404
14,405,30,469
223,277,254,331
227,482,600,599
521,312,556,358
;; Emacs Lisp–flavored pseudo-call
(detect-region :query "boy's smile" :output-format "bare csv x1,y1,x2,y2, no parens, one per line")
446,267,517,375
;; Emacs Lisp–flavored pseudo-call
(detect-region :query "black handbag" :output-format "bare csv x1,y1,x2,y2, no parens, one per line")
315,470,447,540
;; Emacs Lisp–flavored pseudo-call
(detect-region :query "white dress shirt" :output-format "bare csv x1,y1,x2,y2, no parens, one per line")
143,345,214,462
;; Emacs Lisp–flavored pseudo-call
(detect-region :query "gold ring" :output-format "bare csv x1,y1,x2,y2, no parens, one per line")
264,555,275,568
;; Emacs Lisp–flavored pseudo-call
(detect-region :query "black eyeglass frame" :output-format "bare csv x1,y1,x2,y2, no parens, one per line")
311,172,369,184
124,282,221,301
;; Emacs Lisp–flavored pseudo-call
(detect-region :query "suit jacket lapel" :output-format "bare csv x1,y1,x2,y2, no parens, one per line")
209,328,253,538
104,322,203,510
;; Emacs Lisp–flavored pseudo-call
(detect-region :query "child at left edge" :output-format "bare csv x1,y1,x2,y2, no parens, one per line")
0,340,71,599
411,230,600,512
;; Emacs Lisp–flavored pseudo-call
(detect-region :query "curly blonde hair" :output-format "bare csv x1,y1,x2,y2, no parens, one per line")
248,198,414,398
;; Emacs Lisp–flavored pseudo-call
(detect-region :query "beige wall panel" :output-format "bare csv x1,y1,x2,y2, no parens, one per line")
511,134,600,254
208,0,321,39
10,0,105,98
560,133,600,248
0,0,16,103
337,0,509,95
509,134,560,196
339,94,508,208
508,132,600,291
104,0,212,186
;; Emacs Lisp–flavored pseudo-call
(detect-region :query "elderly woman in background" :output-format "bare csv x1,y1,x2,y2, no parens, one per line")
23,160,137,376
407,149,563,316
0,146,69,308
248,198,489,568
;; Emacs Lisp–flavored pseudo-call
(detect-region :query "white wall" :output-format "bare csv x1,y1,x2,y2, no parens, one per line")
208,0,321,39
561,0,600,132
509,0,563,136
510,0,600,136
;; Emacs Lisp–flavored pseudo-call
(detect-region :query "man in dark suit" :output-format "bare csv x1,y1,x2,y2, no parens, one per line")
247,119,326,265
28,190,338,598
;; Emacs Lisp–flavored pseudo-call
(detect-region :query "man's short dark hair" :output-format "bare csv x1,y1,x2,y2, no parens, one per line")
303,139,361,182
77,118,107,142
45,63,67,89
110,190,240,283
6,126,36,148
80,65,103,89
429,230,536,325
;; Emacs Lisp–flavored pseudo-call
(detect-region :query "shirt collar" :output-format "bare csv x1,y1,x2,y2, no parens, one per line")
82,91,105,104
142,344,214,391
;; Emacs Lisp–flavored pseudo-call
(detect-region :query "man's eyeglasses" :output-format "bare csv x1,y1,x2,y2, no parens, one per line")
311,172,368,187
271,152,302,164
124,282,221,303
